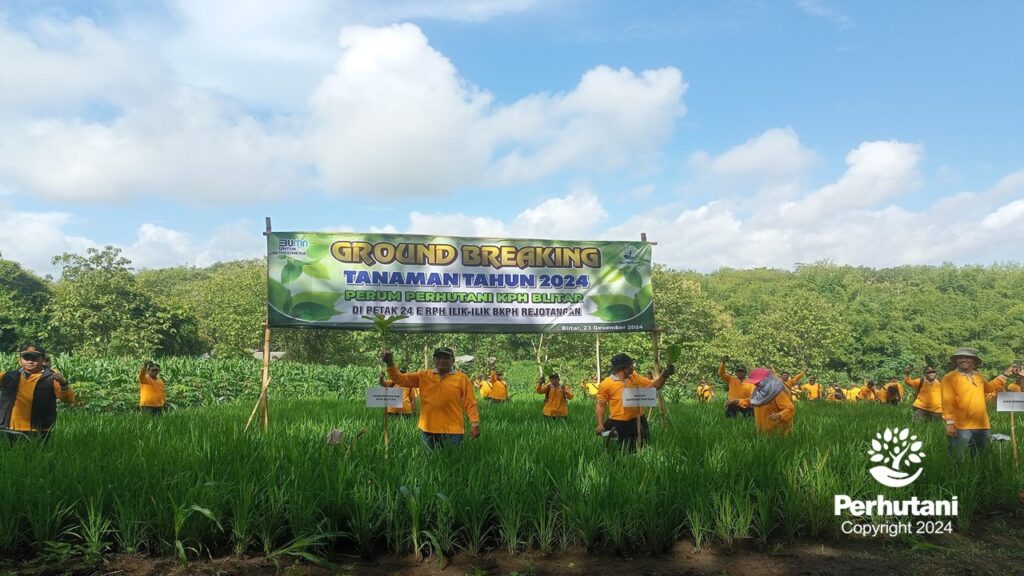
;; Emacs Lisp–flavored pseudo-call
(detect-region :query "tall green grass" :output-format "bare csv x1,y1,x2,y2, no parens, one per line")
0,397,1021,563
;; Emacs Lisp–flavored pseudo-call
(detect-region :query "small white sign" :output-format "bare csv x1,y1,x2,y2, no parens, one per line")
996,392,1024,412
622,387,658,407
367,387,405,408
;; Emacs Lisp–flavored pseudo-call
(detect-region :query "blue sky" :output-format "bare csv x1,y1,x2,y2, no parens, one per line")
1,0,1022,275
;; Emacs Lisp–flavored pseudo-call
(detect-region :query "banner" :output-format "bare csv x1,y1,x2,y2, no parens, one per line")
267,232,654,333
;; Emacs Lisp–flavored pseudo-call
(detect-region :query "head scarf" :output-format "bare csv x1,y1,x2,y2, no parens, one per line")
749,373,786,407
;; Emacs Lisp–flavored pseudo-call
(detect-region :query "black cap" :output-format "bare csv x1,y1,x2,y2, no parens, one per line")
433,347,455,359
610,353,635,371
19,344,46,358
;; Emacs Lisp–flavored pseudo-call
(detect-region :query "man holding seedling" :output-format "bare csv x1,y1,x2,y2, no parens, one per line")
1,345,76,442
536,373,573,418
138,360,167,415
382,347,480,450
905,366,943,421
941,347,1017,456
719,357,754,417
595,353,676,450
746,368,796,435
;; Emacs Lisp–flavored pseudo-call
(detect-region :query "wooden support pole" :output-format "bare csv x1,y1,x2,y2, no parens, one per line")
595,333,601,385
1012,412,1019,469
246,217,275,431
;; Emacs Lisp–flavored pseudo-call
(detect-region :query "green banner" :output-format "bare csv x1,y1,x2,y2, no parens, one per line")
267,232,654,333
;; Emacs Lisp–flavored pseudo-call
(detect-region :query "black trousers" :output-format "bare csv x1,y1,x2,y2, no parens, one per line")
725,403,753,418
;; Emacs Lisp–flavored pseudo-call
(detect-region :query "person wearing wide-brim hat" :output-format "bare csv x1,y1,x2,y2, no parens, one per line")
941,347,1019,457
594,352,676,451
381,347,480,451
746,368,796,436
1,345,76,442
904,365,943,421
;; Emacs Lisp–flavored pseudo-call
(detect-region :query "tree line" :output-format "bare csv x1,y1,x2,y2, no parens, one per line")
2,247,1023,391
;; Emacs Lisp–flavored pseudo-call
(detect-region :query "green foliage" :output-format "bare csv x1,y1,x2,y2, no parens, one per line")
0,257,52,351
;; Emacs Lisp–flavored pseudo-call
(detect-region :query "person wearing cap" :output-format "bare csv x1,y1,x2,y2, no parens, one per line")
718,357,754,418
696,379,714,403
138,360,167,415
595,352,676,450
0,345,76,441
904,366,943,421
382,371,419,417
536,373,573,418
747,368,796,436
381,347,480,450
941,347,1017,456
801,376,823,401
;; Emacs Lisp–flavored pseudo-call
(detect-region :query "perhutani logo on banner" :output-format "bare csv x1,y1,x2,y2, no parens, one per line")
834,427,957,537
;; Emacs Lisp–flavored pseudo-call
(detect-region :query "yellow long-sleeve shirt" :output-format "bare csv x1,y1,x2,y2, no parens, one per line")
536,384,573,416
488,379,509,400
843,388,859,402
477,380,492,399
718,362,754,405
785,371,807,389
597,372,655,421
387,366,479,434
138,367,166,408
941,370,1006,430
801,382,823,400
580,381,599,398
1009,382,1022,393
696,384,714,402
753,391,795,436
905,376,942,414
0,370,76,432
384,380,419,414
858,385,876,401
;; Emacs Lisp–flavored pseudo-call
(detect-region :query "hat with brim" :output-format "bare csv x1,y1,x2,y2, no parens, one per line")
950,347,982,366
433,347,455,359
747,367,772,384
18,344,46,358
610,353,635,371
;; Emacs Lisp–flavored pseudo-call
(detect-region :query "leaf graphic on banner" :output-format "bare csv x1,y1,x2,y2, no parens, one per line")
281,259,303,284
590,295,635,310
303,262,331,280
633,283,653,312
291,292,341,309
624,267,644,288
268,279,292,312
592,304,637,322
306,243,328,261
289,302,336,321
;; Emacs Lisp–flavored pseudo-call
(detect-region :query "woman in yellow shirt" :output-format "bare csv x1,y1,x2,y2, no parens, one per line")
747,368,795,436
536,373,573,418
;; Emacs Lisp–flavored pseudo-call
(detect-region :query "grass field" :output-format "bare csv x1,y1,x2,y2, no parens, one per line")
2,394,1022,571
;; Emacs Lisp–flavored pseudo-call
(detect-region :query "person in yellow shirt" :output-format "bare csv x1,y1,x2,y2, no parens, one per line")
474,374,492,399
746,368,796,436
858,381,877,402
138,360,167,415
1,345,76,442
780,370,806,391
801,377,823,401
382,347,480,450
579,377,599,399
1009,365,1023,392
696,379,714,402
718,357,754,418
843,386,859,402
878,377,903,405
595,353,676,450
536,373,573,418
904,366,943,420
943,347,1017,456
487,370,509,402
826,384,846,402
382,371,419,417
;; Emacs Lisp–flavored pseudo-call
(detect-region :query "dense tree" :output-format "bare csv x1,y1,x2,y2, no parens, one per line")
0,258,52,351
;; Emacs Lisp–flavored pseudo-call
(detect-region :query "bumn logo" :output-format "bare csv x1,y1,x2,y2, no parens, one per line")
868,428,926,488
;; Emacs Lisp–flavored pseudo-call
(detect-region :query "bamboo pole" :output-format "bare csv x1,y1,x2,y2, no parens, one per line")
651,329,668,428
595,333,601,384
245,322,273,431
1012,411,1019,469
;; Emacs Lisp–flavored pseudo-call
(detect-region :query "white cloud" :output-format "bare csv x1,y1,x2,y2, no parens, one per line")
407,211,508,238
0,88,304,203
795,0,854,30
0,207,96,275
513,189,608,238
688,128,818,182
0,16,162,112
309,24,686,197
